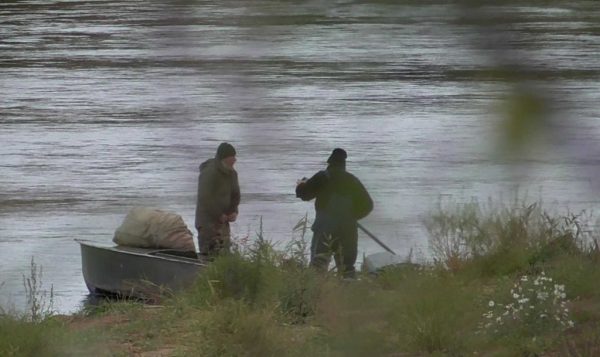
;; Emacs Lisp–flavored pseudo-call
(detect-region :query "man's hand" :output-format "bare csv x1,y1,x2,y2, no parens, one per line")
227,212,238,222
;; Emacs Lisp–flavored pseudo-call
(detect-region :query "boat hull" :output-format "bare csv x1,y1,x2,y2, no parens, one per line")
78,240,206,298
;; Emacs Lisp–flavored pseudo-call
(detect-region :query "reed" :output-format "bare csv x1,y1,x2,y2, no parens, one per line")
0,258,63,356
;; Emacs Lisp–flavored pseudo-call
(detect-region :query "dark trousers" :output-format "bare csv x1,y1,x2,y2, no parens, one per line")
197,221,231,256
310,225,358,278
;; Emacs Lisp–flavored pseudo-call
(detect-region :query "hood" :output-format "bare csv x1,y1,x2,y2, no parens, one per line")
326,163,346,176
199,158,215,172
199,158,234,175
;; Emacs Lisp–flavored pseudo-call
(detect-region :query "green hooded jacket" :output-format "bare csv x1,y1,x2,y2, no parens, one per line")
195,158,240,230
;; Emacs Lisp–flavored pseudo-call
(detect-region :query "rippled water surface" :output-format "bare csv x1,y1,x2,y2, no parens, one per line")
1,0,600,313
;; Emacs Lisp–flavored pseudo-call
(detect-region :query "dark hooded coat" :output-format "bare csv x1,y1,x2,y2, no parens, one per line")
296,164,373,231
295,162,373,277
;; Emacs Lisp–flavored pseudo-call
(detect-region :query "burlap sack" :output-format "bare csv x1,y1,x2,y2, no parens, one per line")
113,207,195,251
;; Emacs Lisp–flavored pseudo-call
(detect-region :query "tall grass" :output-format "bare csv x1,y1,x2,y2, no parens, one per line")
0,257,64,356
0,317,66,357
425,198,595,276
22,257,54,322
2,202,600,356
61,204,600,355
423,198,600,354
179,216,324,325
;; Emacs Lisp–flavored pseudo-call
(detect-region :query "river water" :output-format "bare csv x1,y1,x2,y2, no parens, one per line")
1,0,599,313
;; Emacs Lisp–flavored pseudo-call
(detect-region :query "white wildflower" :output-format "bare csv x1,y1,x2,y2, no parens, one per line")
481,272,573,334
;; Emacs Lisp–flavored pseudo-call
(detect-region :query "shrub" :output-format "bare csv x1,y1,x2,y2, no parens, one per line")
425,198,591,277
277,267,321,324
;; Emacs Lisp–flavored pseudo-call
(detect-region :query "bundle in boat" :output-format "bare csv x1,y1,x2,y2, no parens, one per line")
113,207,195,252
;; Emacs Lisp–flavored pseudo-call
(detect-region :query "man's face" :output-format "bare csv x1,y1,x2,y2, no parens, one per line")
222,156,236,168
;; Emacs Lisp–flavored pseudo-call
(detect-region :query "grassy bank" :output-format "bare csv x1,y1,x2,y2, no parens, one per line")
2,199,600,356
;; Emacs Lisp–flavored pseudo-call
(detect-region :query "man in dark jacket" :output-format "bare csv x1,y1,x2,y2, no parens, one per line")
295,148,373,278
195,142,241,256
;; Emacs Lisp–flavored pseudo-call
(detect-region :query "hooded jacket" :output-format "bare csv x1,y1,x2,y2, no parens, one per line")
195,158,240,229
296,164,373,231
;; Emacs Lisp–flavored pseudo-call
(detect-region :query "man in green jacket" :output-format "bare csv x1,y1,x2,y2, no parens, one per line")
195,142,240,256
296,148,373,278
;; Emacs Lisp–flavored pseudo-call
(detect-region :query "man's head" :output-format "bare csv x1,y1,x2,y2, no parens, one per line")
327,148,347,166
216,142,237,168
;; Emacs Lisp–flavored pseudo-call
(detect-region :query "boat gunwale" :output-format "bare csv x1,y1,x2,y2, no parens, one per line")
75,239,206,266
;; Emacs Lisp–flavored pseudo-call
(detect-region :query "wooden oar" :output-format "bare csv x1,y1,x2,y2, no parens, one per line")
357,223,396,255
